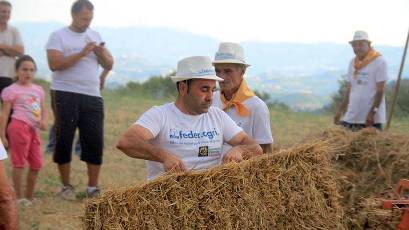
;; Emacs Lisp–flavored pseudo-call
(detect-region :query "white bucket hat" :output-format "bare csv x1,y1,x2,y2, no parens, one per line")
349,30,371,44
171,56,224,83
212,42,250,67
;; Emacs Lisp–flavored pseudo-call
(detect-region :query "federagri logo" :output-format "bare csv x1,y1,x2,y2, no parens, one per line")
196,69,216,76
169,128,220,140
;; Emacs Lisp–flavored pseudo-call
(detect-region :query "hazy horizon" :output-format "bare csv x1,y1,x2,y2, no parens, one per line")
10,0,409,46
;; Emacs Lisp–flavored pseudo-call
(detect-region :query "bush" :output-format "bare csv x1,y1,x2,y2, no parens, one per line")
123,72,177,99
323,76,348,113
386,79,409,117
254,90,290,111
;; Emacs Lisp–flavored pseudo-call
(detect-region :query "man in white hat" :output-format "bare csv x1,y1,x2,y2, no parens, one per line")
334,31,388,130
117,56,262,180
212,42,273,153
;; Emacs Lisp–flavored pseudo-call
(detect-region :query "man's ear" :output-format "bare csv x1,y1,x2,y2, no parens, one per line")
239,65,247,76
179,81,188,96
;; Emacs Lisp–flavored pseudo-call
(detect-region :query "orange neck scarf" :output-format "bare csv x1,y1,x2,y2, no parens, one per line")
353,48,381,79
220,80,255,116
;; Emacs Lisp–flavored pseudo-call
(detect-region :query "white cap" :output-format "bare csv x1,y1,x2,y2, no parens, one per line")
171,56,224,83
349,30,371,44
212,42,250,67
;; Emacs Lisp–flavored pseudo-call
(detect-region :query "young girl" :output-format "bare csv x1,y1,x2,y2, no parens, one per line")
0,55,47,204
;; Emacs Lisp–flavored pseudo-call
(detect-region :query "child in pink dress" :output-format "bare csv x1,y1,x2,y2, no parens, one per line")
0,55,48,204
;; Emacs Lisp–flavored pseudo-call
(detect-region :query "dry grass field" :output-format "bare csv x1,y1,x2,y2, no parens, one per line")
4,85,409,229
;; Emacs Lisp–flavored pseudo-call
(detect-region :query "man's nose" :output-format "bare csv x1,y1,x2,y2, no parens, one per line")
216,71,226,79
205,91,213,101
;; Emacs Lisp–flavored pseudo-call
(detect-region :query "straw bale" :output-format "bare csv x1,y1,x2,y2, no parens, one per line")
83,141,343,229
311,128,409,229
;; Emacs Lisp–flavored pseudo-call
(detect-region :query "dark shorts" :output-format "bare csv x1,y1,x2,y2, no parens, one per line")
51,90,104,165
342,121,382,131
0,77,13,101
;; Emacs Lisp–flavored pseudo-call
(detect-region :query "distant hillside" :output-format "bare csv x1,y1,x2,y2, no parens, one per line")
15,22,409,110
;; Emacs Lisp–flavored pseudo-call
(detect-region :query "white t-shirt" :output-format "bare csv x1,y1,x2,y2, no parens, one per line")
343,56,388,124
0,143,7,160
135,103,242,180
212,91,273,153
45,27,102,97
0,25,23,79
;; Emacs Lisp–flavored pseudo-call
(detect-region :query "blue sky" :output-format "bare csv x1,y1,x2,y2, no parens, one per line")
11,0,409,46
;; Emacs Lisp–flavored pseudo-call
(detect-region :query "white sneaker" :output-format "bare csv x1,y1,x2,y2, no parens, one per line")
86,187,101,198
60,185,76,201
17,198,33,207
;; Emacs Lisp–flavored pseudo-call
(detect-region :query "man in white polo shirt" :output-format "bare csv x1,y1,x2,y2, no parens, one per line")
117,56,262,180
45,0,113,199
0,139,18,229
334,31,388,130
212,42,273,153
0,0,24,98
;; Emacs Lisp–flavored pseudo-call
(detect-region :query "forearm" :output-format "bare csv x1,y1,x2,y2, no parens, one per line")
49,52,85,71
337,93,349,115
370,91,384,110
0,44,23,57
100,69,110,79
96,51,113,70
99,69,110,87
117,137,168,162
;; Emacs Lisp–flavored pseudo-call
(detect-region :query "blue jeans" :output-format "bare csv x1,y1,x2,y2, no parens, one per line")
341,121,382,132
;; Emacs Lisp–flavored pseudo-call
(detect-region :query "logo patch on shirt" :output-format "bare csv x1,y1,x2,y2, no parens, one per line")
356,72,369,85
169,128,220,140
198,146,209,157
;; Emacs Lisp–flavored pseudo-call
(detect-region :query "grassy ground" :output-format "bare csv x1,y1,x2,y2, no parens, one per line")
5,85,409,229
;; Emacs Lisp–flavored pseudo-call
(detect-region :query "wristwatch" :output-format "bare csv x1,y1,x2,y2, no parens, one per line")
372,107,379,114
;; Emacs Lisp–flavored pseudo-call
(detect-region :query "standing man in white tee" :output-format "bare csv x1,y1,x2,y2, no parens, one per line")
45,0,113,199
334,31,388,130
0,0,24,97
212,42,273,153
117,56,262,180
